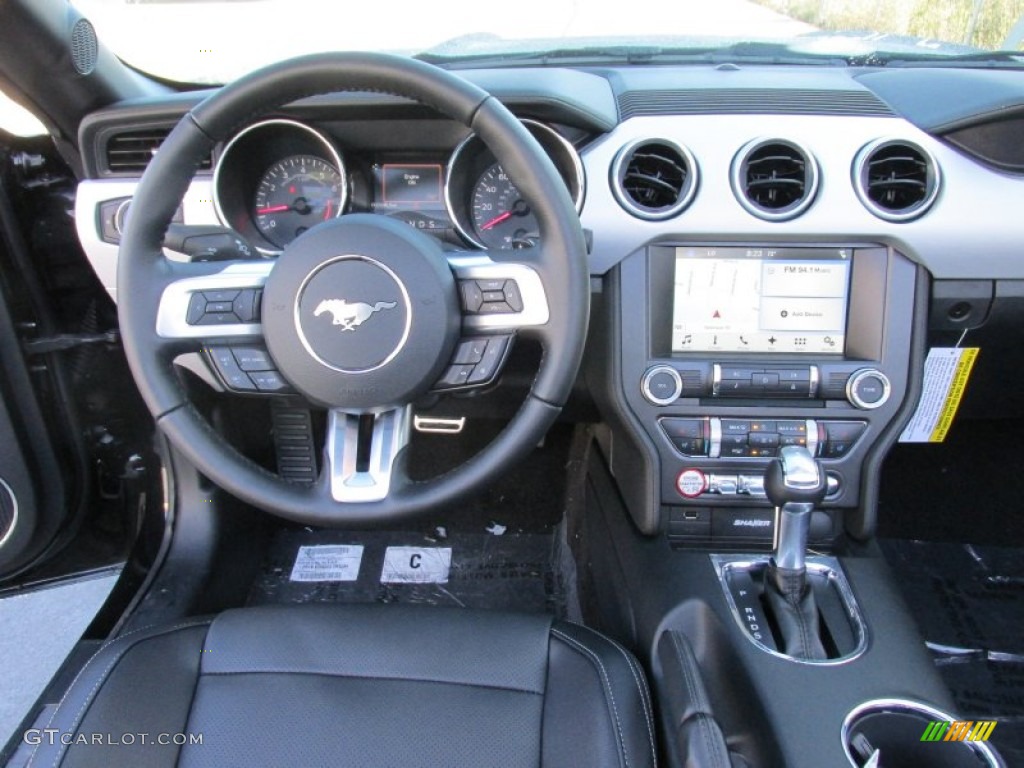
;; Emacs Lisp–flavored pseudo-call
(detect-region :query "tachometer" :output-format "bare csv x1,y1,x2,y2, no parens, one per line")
253,155,343,248
470,164,538,250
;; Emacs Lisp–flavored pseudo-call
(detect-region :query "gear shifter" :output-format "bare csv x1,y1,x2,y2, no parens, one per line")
763,445,828,660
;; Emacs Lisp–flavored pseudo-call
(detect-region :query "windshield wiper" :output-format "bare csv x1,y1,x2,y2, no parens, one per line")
848,49,1024,68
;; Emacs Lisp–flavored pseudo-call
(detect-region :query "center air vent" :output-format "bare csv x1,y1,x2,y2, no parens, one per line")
104,127,212,175
731,138,818,221
611,139,698,220
854,139,940,222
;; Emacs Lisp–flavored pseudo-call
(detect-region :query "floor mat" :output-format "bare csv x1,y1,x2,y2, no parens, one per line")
248,526,576,618
881,539,1024,764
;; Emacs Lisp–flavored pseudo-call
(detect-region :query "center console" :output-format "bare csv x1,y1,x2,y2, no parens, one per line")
586,243,1008,766
600,243,920,544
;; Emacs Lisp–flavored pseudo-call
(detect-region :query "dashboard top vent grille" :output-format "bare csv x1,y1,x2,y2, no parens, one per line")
611,139,698,220
731,138,818,221
854,139,940,222
617,89,894,119
104,127,212,175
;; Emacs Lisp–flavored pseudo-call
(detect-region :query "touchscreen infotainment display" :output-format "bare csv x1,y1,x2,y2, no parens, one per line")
671,247,850,355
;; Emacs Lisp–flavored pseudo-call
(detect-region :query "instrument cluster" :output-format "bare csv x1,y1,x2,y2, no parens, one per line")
212,118,585,255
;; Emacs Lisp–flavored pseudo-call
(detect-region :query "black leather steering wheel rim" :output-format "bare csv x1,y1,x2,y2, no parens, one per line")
118,52,589,526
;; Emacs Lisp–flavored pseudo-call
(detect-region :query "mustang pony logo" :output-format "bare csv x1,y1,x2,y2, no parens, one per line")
313,299,397,331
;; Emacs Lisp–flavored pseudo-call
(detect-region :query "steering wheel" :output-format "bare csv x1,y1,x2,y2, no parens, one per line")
118,52,589,526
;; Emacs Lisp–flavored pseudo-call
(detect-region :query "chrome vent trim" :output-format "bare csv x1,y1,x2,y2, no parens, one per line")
853,138,941,222
610,139,698,221
731,138,819,222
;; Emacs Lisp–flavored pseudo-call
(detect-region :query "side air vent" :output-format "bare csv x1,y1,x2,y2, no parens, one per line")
610,139,698,220
854,139,940,222
104,128,213,175
731,138,818,221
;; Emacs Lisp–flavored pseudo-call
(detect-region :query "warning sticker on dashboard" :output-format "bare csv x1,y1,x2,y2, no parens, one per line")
290,545,364,582
899,347,979,443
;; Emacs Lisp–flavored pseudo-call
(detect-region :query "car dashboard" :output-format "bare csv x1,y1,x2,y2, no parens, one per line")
72,61,1024,546
30,52,1024,767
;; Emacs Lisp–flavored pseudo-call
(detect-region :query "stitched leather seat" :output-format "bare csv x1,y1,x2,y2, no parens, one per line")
28,605,657,768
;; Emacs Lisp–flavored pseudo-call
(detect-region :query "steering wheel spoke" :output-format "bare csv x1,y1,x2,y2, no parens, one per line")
322,406,411,503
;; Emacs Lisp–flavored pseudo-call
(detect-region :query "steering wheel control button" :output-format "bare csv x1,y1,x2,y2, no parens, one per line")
203,289,240,303
459,278,523,315
460,281,484,312
198,311,241,325
435,334,514,391
502,280,524,312
187,294,207,325
676,468,707,499
453,338,488,365
438,365,474,388
207,347,257,391
188,289,252,326
468,336,510,383
232,289,262,323
641,365,683,405
846,368,891,409
249,370,291,392
233,347,274,372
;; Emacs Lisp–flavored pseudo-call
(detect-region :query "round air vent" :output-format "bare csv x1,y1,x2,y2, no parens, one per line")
610,139,698,220
731,138,819,221
70,18,98,76
853,138,940,222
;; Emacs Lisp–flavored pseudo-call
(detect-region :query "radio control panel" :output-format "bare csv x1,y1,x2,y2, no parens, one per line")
641,363,892,410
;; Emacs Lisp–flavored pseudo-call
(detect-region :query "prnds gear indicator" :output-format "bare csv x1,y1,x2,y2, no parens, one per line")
672,247,851,355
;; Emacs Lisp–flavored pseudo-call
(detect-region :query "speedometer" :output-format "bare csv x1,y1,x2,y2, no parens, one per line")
470,164,538,250
445,120,585,251
253,155,343,249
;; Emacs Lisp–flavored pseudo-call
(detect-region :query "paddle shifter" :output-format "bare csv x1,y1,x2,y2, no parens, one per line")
763,445,828,660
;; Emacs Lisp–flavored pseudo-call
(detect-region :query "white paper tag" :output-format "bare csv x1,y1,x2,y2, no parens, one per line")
290,545,364,582
380,546,452,584
899,347,979,443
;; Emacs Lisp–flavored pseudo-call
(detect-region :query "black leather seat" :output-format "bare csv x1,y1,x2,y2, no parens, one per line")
29,605,657,768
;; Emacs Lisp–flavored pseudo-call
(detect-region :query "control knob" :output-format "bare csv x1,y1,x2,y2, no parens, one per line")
641,365,683,406
846,368,891,410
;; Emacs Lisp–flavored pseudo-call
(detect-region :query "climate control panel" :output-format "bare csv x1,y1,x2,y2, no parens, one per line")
660,417,866,460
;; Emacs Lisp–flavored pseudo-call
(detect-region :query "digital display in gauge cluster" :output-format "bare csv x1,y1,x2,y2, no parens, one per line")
369,161,453,235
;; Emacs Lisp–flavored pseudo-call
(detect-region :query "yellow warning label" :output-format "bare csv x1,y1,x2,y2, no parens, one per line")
928,347,978,442
899,348,980,444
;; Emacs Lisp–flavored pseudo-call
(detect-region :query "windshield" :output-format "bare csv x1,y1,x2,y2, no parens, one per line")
76,0,1024,84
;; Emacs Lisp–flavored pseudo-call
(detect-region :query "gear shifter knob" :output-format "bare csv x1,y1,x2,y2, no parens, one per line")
766,446,826,574
764,445,827,508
